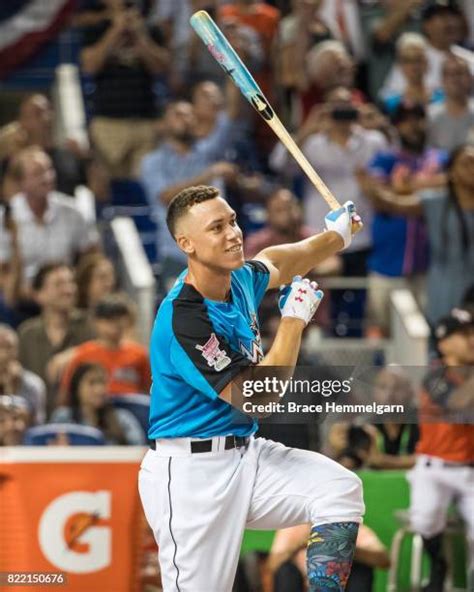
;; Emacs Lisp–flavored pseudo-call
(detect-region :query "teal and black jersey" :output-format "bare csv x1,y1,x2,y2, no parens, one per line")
148,260,270,439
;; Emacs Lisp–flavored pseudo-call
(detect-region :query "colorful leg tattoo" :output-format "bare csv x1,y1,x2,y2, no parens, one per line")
306,521,359,591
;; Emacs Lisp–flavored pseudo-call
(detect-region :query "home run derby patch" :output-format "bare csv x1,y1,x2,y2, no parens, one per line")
196,333,231,371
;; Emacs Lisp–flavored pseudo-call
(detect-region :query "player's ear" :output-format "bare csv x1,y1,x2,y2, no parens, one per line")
176,233,194,255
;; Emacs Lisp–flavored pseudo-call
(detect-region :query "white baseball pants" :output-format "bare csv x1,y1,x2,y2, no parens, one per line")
408,454,474,578
138,436,364,592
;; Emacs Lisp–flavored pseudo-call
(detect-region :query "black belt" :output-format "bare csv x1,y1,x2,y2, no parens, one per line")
150,436,249,453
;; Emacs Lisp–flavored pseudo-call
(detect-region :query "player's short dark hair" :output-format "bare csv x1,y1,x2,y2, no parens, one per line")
32,262,71,291
93,293,135,321
166,185,220,238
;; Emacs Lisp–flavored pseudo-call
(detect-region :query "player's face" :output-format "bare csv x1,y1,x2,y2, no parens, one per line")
178,197,244,271
439,327,474,364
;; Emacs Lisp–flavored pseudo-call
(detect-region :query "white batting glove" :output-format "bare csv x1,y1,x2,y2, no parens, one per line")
324,201,361,249
278,276,324,326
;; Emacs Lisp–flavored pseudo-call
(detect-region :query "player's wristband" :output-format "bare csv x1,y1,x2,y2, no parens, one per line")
325,201,356,249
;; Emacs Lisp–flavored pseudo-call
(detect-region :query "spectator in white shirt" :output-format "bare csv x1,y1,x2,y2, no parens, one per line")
271,87,387,274
0,147,99,287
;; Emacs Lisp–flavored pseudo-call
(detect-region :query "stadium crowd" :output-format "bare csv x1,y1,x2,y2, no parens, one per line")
0,0,473,590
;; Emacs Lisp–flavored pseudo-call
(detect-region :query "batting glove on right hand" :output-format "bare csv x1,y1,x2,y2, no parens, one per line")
278,276,324,326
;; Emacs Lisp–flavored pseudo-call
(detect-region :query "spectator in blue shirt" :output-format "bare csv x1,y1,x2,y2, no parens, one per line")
359,143,473,330
362,101,448,335
140,82,241,291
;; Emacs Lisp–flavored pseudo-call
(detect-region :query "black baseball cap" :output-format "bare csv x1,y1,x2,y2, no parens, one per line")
434,308,474,341
391,101,426,124
422,0,463,21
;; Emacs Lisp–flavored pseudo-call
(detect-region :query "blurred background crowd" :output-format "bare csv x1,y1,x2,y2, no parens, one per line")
0,0,473,589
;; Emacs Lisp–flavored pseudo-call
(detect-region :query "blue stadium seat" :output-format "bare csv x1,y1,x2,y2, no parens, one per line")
109,394,150,437
101,204,158,264
110,179,149,207
23,424,106,446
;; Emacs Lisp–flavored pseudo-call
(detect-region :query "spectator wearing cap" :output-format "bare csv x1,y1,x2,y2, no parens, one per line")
359,143,474,328
58,293,150,401
0,324,46,424
381,32,445,114
0,395,32,445
409,308,474,592
427,54,474,152
361,101,448,335
381,1,470,101
17,263,94,414
0,147,100,288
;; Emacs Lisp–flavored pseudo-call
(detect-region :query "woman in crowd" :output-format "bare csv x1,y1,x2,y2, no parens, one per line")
76,253,116,312
51,363,145,445
381,33,444,115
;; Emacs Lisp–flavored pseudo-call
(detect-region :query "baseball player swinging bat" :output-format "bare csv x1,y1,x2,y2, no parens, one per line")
190,10,342,211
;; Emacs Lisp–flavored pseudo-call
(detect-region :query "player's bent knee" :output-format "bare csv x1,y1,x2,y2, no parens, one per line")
311,468,365,524
339,472,364,516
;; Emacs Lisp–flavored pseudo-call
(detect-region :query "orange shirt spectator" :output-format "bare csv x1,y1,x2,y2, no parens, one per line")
58,294,151,399
219,2,280,54
61,339,150,396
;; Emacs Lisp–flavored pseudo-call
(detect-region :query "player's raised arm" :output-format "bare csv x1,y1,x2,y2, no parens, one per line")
219,277,323,408
255,201,362,289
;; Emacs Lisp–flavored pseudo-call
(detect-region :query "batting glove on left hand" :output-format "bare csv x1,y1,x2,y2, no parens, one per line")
279,276,324,326
324,201,362,249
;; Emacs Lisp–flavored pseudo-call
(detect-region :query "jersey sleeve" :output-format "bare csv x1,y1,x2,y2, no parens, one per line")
244,260,270,306
170,299,252,399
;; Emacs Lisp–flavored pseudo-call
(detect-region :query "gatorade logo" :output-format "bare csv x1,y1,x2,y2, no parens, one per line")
38,491,111,573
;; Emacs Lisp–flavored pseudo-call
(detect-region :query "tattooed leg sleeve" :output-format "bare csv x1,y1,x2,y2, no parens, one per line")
306,521,359,591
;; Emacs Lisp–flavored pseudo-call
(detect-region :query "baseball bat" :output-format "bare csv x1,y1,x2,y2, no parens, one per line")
190,10,341,211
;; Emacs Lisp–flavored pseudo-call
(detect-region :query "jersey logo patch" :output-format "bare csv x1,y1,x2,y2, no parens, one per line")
239,312,264,363
196,333,231,371
239,340,264,364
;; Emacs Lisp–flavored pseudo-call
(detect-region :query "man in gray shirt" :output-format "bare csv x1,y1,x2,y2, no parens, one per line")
428,55,474,152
